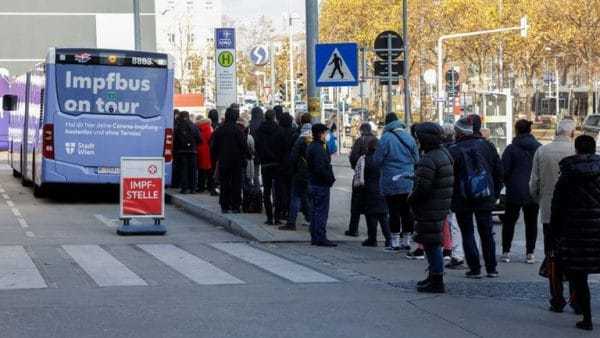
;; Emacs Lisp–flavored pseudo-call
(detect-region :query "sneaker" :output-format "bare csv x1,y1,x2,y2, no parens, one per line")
500,252,510,263
406,249,425,260
487,270,499,278
526,254,536,264
344,230,359,237
361,239,377,247
465,270,482,279
445,257,464,269
384,246,401,252
278,224,296,231
312,240,337,247
398,244,411,251
443,249,452,260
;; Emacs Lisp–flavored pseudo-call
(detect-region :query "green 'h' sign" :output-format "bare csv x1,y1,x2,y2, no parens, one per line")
218,51,234,67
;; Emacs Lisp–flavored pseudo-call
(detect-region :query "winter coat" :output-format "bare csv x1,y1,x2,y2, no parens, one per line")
529,136,574,224
361,151,388,215
279,114,298,177
349,132,378,169
409,123,454,246
174,118,201,154
502,133,542,205
289,124,312,189
448,135,503,212
255,120,285,167
249,108,264,138
208,110,221,130
551,154,600,274
306,139,335,187
195,119,213,170
372,120,419,196
210,113,247,170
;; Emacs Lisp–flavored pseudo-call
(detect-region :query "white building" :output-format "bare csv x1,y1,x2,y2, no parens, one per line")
156,0,223,95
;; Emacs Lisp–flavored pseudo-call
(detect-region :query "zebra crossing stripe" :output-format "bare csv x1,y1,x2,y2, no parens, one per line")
62,245,147,287
138,244,244,285
212,243,338,283
0,246,47,290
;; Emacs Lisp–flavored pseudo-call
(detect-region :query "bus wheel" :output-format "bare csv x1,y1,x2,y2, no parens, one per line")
13,169,21,178
33,184,46,198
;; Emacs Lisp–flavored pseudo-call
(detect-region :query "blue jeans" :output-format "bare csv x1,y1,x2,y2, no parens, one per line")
309,184,330,242
288,184,312,226
456,210,497,273
424,244,444,274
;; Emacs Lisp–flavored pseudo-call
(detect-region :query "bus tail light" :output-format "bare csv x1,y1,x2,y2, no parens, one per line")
42,124,54,159
164,128,173,162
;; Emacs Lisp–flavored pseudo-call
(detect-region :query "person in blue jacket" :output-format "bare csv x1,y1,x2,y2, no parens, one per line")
372,113,420,251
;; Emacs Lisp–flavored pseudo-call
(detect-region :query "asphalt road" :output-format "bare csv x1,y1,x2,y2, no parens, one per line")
0,158,598,338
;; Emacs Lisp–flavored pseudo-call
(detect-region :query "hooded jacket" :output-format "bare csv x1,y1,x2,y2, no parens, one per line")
349,131,378,169
249,107,264,139
501,133,542,205
210,109,247,169
208,110,220,130
551,154,600,274
409,123,454,246
255,120,285,167
195,119,213,170
279,114,298,175
372,120,419,196
289,123,312,189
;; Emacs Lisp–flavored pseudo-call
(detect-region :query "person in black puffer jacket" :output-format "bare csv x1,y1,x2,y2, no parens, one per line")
345,122,378,237
409,122,454,293
551,135,600,331
278,113,298,220
173,111,201,194
500,119,542,263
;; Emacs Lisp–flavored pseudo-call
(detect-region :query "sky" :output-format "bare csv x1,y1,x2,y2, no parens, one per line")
226,0,307,34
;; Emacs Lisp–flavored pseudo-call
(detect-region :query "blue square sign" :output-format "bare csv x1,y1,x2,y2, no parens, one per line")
315,43,359,87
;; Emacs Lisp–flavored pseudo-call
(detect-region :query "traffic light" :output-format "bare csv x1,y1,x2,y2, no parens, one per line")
446,69,460,98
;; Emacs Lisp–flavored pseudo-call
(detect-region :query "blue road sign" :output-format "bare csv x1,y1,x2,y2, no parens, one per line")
316,43,359,87
216,28,236,49
250,45,269,66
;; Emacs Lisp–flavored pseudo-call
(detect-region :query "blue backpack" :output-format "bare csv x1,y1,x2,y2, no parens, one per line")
455,141,494,201
327,131,338,155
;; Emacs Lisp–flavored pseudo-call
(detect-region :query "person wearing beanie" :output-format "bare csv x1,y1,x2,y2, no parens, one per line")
449,114,503,279
306,123,337,247
345,122,379,239
372,112,419,252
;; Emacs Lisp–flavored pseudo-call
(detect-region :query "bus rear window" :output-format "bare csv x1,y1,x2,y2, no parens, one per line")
55,64,167,117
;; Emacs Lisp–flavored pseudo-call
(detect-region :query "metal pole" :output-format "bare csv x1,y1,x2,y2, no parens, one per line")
359,47,365,120
270,44,276,107
387,34,393,115
555,56,560,118
133,0,142,50
305,0,319,119
437,38,444,124
288,15,296,116
498,0,504,89
402,0,411,124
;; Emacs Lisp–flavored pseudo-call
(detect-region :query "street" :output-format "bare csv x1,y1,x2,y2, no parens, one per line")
0,158,597,338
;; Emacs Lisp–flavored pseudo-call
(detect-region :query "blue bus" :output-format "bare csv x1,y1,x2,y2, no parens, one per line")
6,48,174,197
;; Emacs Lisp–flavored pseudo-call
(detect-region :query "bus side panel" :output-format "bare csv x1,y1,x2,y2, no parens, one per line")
164,68,174,186
24,67,44,183
0,76,9,151
8,75,28,175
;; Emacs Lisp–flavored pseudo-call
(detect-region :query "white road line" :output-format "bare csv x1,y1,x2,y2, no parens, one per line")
2,193,9,199
25,231,34,238
212,243,338,283
11,208,21,217
0,246,47,290
6,200,15,207
62,245,147,287
138,244,244,285
17,218,29,228
335,187,352,193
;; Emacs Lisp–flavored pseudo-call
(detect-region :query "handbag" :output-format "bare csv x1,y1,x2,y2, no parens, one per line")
352,155,365,188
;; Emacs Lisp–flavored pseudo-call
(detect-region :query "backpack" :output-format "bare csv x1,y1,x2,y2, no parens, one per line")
326,131,338,154
455,141,494,201
242,181,263,213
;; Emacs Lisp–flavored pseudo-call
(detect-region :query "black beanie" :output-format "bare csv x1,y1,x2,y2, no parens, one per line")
385,113,398,125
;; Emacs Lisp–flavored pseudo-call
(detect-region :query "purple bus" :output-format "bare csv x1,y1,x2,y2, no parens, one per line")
6,48,174,197
0,75,10,150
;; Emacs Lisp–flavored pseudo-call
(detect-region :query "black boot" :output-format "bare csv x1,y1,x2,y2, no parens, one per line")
417,273,445,293
417,275,431,287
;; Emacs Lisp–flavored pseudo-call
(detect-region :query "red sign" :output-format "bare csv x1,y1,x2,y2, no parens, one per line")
120,158,165,218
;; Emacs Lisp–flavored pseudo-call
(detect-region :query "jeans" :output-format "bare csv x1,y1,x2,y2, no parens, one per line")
456,210,497,273
218,166,242,211
502,203,539,254
288,184,312,226
569,272,592,322
365,213,391,244
261,165,280,222
384,194,414,235
177,153,197,192
309,184,331,243
424,244,444,274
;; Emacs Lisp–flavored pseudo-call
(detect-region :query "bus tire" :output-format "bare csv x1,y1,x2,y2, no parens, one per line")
13,169,21,178
33,184,46,198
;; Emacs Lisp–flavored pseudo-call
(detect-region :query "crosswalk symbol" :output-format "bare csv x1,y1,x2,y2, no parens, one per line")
318,49,356,84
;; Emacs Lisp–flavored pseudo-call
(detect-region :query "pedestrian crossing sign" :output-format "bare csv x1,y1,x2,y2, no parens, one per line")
316,43,359,87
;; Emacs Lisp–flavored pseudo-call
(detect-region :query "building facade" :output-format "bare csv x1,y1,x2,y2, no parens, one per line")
0,0,157,76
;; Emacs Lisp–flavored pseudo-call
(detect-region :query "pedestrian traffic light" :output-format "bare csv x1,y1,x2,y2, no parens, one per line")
446,69,460,98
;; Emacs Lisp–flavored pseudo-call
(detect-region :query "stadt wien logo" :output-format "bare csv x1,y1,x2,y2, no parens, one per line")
65,142,76,155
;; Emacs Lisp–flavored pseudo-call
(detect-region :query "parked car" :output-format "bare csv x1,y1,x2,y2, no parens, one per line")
582,114,600,139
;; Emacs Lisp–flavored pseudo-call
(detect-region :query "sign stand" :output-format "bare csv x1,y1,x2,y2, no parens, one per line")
117,157,167,236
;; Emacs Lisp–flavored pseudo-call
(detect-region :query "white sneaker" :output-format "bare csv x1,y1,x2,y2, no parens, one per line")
526,254,536,264
500,252,510,263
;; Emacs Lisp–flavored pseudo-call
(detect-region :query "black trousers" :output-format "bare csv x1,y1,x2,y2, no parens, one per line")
543,223,576,310
365,213,391,244
502,203,539,254
384,194,414,234
347,187,365,235
178,153,196,192
569,272,592,322
219,166,242,211
261,165,281,222
197,168,216,192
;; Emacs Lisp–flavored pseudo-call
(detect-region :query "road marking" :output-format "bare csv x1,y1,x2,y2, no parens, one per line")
335,187,352,193
25,231,34,238
62,245,147,287
2,193,9,199
17,218,29,228
94,214,142,228
138,244,244,285
0,246,47,290
6,200,15,207
212,243,338,283
0,187,6,193
11,208,21,217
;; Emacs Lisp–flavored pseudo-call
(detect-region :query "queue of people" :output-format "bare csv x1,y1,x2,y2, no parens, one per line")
173,105,599,331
